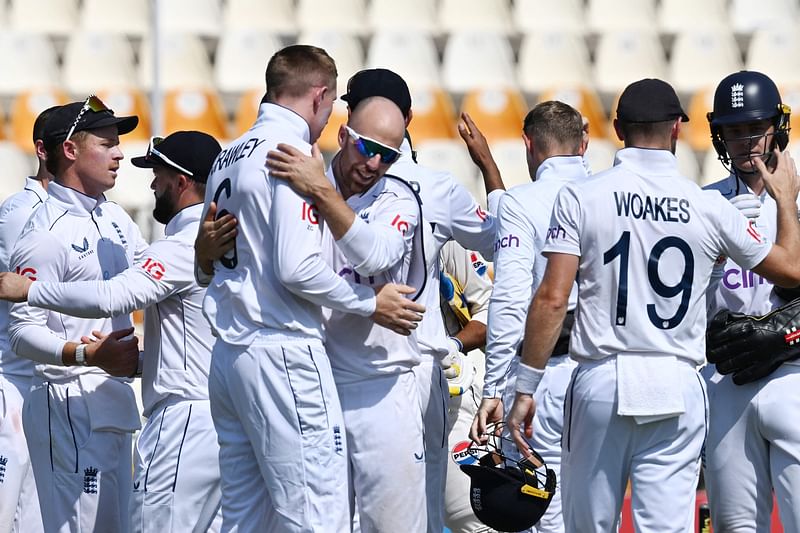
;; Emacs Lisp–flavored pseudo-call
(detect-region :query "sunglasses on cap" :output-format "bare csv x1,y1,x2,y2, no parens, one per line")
65,95,110,142
345,126,402,165
147,136,194,176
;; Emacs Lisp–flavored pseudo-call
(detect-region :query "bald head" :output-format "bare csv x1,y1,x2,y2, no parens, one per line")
347,96,406,150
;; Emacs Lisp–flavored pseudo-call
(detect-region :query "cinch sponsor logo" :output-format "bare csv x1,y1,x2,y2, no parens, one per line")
546,225,566,240
722,266,768,290
494,234,520,251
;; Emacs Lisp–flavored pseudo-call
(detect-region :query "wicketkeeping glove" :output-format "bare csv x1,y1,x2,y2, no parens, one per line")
441,338,475,396
706,298,800,385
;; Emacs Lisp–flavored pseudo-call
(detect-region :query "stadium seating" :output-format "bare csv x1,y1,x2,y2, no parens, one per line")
517,32,592,95
367,0,437,34
296,0,367,35
80,0,149,36
747,29,800,87
366,32,440,90
223,0,297,34
442,32,517,93
8,89,69,153
96,88,152,142
159,0,221,37
297,31,364,91
460,88,528,144
729,0,799,34
215,30,282,94
683,88,715,152
62,33,139,95
657,0,728,34
489,139,530,189
586,0,657,33
512,0,585,34
584,138,617,174
537,86,609,140
0,142,34,201
670,30,743,94
9,0,79,36
0,32,60,97
437,0,513,35
593,31,667,97
415,139,484,204
317,99,349,153
139,33,215,91
407,88,458,143
162,89,229,141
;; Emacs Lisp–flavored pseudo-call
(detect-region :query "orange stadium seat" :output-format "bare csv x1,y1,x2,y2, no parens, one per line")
96,88,152,142
163,89,229,141
9,89,69,153
460,88,528,144
682,88,715,152
538,86,609,141
317,99,349,153
234,88,265,139
407,88,457,143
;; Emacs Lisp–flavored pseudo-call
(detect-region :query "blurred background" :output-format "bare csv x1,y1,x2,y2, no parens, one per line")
1,0,800,240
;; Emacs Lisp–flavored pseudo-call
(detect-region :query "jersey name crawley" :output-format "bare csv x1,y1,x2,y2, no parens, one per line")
614,191,690,223
214,137,267,171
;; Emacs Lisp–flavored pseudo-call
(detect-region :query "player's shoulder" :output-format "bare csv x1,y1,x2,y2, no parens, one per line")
701,174,736,197
0,186,45,214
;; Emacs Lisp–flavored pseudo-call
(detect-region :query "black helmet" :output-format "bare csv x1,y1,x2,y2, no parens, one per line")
707,70,791,175
458,428,556,532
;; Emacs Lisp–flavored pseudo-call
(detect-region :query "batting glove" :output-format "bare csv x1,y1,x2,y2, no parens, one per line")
730,193,762,220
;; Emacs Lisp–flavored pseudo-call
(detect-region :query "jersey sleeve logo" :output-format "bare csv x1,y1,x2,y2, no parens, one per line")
546,225,567,240
301,202,319,226
391,214,409,235
746,220,763,243
475,206,488,221
140,257,166,280
15,266,37,281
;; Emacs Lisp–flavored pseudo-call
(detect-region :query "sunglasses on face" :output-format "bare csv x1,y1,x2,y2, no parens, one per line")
147,136,194,176
65,95,111,141
345,126,402,165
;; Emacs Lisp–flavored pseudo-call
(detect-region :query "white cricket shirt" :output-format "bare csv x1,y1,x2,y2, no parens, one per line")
322,167,423,383
0,178,47,378
201,103,376,345
28,204,213,416
484,156,588,397
544,148,772,365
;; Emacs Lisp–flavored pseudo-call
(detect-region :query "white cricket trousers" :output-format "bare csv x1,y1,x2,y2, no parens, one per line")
702,363,800,532
412,358,449,533
132,399,221,533
0,374,42,532
561,358,706,533
338,371,427,533
23,376,137,533
208,335,349,533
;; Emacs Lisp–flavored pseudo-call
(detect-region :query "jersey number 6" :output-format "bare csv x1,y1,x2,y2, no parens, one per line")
603,231,694,330
213,178,238,269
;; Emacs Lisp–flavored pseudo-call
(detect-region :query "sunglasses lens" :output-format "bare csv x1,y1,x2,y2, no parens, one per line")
86,95,109,113
356,137,400,164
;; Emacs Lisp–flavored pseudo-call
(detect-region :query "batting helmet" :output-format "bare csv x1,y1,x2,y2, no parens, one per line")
707,70,791,176
459,429,556,532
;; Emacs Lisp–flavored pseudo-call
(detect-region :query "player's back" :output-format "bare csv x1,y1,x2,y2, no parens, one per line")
548,147,770,365
203,102,327,345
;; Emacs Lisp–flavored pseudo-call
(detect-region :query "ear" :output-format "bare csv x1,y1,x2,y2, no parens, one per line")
613,118,624,142
63,139,79,162
312,86,328,114
405,109,413,128
338,124,348,149
34,139,47,161
671,118,682,140
522,132,533,155
176,172,192,194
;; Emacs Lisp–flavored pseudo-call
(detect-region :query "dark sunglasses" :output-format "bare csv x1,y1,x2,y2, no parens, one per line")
147,136,194,176
345,126,402,164
66,95,110,141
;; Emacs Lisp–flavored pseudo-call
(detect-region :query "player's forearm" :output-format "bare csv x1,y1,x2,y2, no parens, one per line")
520,289,568,370
28,276,161,319
478,159,505,195
308,185,356,239
454,320,486,352
9,323,68,365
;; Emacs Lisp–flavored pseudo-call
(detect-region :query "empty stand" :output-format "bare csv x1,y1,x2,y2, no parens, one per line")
747,29,800,87
96,88,152,142
139,34,215,91
215,30,282,94
658,0,727,34
407,88,458,143
517,32,592,95
512,0,585,34
367,0,437,34
438,0,513,35
587,0,657,33
593,32,667,97
162,89,229,141
584,138,617,175
296,0,367,35
158,0,221,37
233,89,265,138
316,99,349,153
670,30,743,94
9,0,79,36
366,32,440,90
8,89,69,153
537,86,609,140
81,0,149,36
0,32,60,97
63,33,138,94
460,88,528,144
0,142,35,200
442,32,517,93
415,139,483,204
296,31,364,92
489,139,530,189
683,88,715,152
729,0,799,34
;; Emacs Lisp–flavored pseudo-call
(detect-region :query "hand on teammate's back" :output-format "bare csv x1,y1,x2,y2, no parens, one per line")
756,148,800,204
81,327,140,377
0,272,32,302
266,143,333,199
372,283,425,336
195,202,238,273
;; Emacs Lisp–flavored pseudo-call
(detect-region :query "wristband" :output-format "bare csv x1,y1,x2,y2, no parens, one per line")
516,363,545,395
449,336,464,353
75,344,88,366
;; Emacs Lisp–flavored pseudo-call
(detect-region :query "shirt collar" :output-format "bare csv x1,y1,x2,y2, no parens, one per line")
165,203,203,236
23,177,48,203
255,102,311,144
613,147,680,177
535,155,589,183
47,181,106,214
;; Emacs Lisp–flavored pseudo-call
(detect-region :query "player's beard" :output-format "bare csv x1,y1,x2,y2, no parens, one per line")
153,191,176,225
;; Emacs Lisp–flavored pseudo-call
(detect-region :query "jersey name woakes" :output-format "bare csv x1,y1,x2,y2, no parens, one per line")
614,191,691,223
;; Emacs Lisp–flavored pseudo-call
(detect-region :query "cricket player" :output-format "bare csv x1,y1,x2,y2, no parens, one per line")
0,131,224,532
196,46,425,533
0,106,57,533
702,70,800,531
8,96,148,532
337,69,504,532
470,101,589,533
438,240,493,533
507,78,800,532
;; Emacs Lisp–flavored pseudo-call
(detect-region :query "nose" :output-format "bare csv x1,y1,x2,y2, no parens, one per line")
365,154,381,171
150,177,157,191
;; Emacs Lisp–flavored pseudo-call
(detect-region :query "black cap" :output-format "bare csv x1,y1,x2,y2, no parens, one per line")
341,68,412,118
616,78,689,123
43,97,139,149
131,131,222,184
